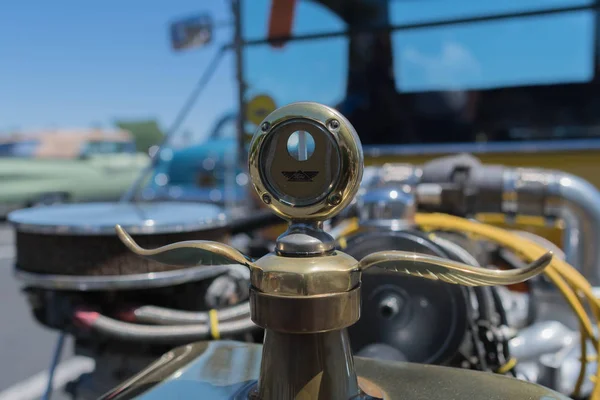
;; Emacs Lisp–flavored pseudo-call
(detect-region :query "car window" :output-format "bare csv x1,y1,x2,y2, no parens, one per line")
0,140,39,157
81,140,136,155
0,143,14,156
121,141,137,153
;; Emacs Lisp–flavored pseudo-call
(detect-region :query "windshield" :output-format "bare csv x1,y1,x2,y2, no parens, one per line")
242,0,598,145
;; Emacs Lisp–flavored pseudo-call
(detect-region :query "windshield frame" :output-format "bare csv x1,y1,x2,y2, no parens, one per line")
234,0,600,151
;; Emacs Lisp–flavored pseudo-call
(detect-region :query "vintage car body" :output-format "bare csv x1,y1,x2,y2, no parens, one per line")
145,113,248,204
101,341,569,400
0,129,149,213
148,137,246,204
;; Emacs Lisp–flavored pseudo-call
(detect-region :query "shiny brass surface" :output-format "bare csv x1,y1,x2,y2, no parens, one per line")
256,329,363,400
117,225,360,296
357,378,386,399
359,249,553,286
248,102,363,222
250,286,360,333
252,251,360,295
116,224,254,268
117,226,551,294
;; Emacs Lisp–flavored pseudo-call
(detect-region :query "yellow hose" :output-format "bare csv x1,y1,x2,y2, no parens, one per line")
496,357,517,374
413,213,600,398
574,324,587,399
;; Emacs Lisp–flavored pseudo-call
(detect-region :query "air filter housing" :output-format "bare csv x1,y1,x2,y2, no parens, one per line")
9,202,230,284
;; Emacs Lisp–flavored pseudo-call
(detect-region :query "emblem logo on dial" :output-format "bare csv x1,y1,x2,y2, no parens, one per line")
282,170,319,182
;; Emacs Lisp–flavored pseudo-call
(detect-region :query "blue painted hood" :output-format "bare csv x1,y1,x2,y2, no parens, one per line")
167,138,239,185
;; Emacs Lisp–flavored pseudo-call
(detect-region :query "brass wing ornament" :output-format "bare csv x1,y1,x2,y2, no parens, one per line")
115,226,551,287
115,100,551,293
115,225,254,268
357,250,552,286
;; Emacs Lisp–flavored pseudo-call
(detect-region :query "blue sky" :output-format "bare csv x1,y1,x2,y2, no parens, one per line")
0,0,596,143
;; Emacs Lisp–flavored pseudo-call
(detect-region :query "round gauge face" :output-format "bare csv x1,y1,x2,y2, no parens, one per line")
248,102,363,222
258,119,342,207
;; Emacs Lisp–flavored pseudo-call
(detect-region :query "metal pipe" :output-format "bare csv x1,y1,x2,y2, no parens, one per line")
356,164,421,230
561,208,582,269
503,168,600,285
232,0,247,168
74,310,258,344
509,320,577,362
370,159,600,284
237,3,598,48
124,302,251,325
120,46,228,202
551,172,600,282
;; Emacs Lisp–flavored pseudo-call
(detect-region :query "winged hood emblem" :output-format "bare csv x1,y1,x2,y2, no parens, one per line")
116,225,551,288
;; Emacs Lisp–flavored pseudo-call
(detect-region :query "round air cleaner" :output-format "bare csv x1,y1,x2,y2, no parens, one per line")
9,202,231,290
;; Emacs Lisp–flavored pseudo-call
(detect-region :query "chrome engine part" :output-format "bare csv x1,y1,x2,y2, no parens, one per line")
416,153,600,286
510,321,597,396
343,229,511,371
342,167,510,372
350,159,600,399
8,201,273,399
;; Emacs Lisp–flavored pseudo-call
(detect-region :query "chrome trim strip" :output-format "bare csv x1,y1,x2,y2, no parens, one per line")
13,264,232,291
364,139,600,157
9,218,229,236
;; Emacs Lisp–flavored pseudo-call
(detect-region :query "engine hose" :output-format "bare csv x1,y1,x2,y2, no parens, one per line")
414,213,600,399
489,285,513,374
121,302,251,325
336,214,599,396
74,309,258,344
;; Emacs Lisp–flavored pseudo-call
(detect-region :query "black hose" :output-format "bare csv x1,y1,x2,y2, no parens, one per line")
490,286,509,327
497,248,538,325
76,311,258,344
129,302,250,325
490,286,515,376
42,333,66,400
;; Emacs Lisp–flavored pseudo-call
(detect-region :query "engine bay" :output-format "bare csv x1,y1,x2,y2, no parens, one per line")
8,104,599,399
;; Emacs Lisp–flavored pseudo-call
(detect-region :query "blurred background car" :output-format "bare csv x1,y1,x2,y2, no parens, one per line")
0,129,149,216
142,111,246,205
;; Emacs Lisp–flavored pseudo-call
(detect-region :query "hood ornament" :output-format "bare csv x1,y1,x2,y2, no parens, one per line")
116,102,551,400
